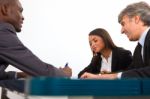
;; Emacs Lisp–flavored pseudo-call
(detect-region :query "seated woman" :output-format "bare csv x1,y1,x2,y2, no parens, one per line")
78,28,132,78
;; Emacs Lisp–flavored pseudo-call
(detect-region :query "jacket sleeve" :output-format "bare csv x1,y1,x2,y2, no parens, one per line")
78,55,100,78
0,26,66,77
121,66,150,78
0,71,17,80
118,48,133,70
78,64,93,78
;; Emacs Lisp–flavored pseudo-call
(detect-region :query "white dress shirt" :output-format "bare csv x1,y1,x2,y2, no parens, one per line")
101,52,112,72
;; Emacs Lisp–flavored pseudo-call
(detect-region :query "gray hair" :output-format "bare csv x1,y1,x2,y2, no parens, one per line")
118,1,150,26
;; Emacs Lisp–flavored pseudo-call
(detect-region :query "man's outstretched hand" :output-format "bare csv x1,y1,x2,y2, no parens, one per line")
59,66,72,77
17,72,29,79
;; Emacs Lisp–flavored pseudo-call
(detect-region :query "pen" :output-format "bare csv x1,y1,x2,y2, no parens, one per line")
65,62,68,67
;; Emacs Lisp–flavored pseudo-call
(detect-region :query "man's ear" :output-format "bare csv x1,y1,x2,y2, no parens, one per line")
134,15,140,24
1,5,9,16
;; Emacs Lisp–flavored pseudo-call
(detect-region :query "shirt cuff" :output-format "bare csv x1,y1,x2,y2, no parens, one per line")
117,72,122,79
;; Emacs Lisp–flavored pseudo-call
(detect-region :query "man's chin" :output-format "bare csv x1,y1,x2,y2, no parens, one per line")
129,38,137,41
15,26,22,32
16,28,21,33
127,36,133,41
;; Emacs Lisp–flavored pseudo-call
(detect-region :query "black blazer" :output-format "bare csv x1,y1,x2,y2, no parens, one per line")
122,29,150,78
0,22,66,79
78,47,132,78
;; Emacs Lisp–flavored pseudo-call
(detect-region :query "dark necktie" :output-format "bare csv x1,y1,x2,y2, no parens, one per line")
131,42,144,68
137,42,142,58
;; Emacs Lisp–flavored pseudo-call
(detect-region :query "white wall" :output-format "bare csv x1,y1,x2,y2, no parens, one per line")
6,0,150,77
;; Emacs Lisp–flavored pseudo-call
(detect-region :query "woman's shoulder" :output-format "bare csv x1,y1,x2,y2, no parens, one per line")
113,47,131,54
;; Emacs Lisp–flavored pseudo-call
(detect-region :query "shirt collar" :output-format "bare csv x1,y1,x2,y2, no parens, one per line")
0,22,16,34
139,27,150,47
101,51,112,60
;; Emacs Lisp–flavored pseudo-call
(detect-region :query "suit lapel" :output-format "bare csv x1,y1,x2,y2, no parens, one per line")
144,29,150,65
111,48,117,71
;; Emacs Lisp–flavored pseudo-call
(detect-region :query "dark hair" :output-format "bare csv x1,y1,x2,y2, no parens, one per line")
89,28,117,50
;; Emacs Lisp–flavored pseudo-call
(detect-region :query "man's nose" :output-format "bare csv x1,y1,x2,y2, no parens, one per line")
22,14,24,21
121,27,125,34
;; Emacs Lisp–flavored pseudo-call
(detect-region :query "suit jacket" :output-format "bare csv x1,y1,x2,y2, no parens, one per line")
78,47,132,78
122,29,150,78
0,22,66,79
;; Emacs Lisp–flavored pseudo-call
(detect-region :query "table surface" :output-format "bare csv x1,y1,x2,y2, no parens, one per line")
27,78,150,96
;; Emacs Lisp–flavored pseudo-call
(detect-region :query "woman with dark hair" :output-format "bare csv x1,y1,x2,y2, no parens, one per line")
78,28,132,78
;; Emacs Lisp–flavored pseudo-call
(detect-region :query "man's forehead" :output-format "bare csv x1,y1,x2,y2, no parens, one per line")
16,0,23,9
121,15,129,22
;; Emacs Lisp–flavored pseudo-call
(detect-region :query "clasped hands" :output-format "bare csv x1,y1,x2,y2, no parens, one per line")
80,71,118,80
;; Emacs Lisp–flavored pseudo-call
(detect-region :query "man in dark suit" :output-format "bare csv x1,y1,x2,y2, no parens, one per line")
80,1,150,79
0,0,72,91
117,1,150,78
